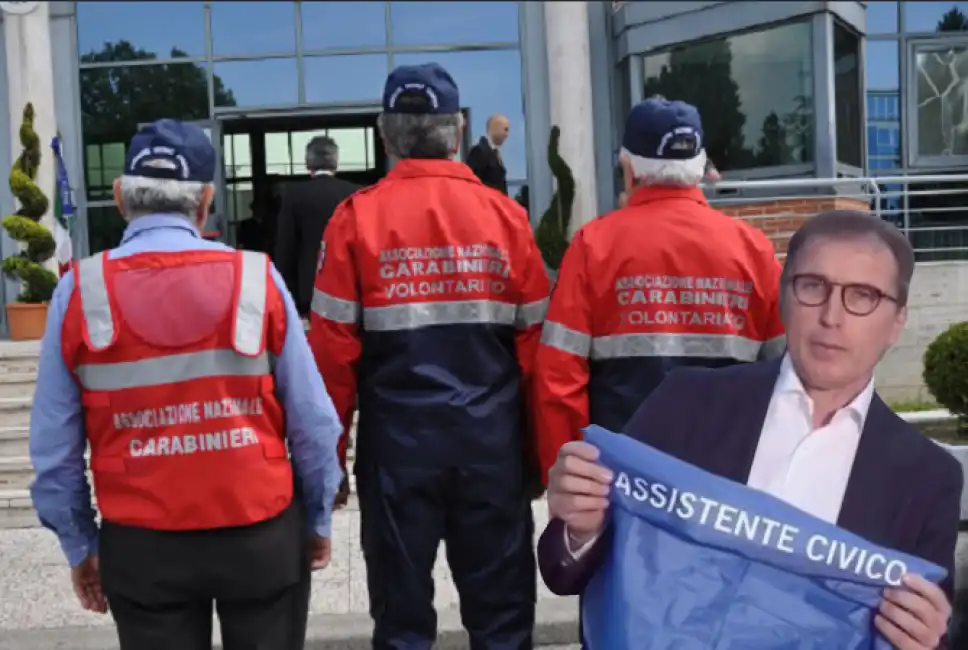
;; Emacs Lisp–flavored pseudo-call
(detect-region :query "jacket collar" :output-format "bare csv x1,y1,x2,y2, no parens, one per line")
386,158,482,184
627,186,708,208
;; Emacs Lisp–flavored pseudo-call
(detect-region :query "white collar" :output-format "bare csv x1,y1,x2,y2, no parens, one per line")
487,137,500,151
773,353,875,428
310,170,334,177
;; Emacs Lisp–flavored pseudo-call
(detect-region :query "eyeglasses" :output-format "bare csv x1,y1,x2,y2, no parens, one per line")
790,273,898,317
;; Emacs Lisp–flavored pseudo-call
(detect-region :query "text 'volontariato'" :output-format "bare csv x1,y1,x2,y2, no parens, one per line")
613,471,907,586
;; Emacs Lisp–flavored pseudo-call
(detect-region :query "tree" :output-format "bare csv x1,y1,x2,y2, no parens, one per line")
1,104,57,303
754,112,787,167
80,41,237,251
642,38,754,171
937,6,968,32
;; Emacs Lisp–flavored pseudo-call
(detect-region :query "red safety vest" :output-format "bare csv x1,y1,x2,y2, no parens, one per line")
61,249,293,531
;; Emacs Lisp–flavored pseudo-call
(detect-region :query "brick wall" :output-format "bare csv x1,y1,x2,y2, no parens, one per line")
716,197,871,257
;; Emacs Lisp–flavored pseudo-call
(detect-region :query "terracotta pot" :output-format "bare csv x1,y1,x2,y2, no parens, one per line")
6,301,48,341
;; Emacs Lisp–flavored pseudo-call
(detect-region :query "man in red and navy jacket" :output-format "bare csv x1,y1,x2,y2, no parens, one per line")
309,62,549,650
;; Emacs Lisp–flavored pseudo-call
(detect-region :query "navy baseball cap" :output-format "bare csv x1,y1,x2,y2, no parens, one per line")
622,97,704,160
125,119,216,183
383,63,460,115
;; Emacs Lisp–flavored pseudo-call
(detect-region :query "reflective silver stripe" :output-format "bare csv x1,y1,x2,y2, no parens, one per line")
590,333,762,361
234,251,268,356
540,321,592,358
74,349,272,392
77,252,114,351
363,299,516,332
311,288,359,324
758,335,787,360
515,298,549,329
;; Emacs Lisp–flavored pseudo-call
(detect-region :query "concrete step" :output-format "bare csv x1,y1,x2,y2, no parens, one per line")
0,457,31,491
0,488,37,529
0,398,31,429
0,426,28,456
0,373,34,399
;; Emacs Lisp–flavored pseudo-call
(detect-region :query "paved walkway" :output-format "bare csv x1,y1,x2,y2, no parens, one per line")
0,499,563,632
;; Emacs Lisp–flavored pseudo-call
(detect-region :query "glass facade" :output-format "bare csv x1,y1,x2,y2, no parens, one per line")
865,1,968,259
641,20,816,172
74,0,527,253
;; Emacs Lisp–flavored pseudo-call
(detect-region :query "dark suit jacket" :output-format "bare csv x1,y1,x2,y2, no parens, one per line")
274,174,361,316
539,360,964,604
466,137,508,195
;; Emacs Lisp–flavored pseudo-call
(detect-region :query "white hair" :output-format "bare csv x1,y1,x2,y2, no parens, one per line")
119,175,210,221
620,147,708,187
377,112,463,160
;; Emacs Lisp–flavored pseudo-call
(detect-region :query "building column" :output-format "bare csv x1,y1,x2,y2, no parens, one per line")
544,1,598,237
3,1,57,272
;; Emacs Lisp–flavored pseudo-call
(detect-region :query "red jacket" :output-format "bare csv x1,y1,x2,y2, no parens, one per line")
308,159,550,470
61,249,293,530
533,186,785,483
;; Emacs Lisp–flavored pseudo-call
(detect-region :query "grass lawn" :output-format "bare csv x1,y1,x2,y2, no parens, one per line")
918,422,965,444
888,400,943,412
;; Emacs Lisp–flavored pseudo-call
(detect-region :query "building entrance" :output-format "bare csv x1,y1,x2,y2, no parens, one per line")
215,110,387,258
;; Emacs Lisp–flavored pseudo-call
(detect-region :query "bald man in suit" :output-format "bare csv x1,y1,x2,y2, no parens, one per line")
466,113,509,194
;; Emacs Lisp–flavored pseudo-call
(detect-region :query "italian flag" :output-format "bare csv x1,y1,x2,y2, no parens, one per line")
52,174,73,278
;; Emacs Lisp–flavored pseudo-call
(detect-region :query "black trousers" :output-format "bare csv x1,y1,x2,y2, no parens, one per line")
356,460,537,650
99,501,311,650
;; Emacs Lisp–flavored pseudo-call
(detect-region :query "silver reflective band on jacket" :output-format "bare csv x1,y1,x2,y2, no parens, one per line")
540,320,786,362
74,251,273,392
311,288,548,332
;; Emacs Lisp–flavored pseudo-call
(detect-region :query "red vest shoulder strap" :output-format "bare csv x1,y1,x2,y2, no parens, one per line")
232,250,271,357
75,252,117,352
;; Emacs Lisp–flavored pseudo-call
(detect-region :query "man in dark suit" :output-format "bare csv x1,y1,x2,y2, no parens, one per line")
540,211,960,649
466,113,509,194
275,135,360,316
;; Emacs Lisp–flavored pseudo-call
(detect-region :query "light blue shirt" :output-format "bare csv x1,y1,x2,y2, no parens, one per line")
29,214,343,567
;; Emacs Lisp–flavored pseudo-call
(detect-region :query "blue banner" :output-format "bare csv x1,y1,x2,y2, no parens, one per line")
580,425,946,650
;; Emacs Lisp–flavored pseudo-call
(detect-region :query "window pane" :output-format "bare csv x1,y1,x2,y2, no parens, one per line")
265,132,293,175
865,40,899,90
866,2,898,34
327,128,374,171
389,2,519,46
87,205,127,254
393,50,528,180
834,23,863,167
903,2,968,33
77,2,206,60
301,1,387,50
211,1,297,56
214,59,299,108
914,45,968,157
641,20,814,171
304,54,387,104
224,133,253,179
80,63,211,201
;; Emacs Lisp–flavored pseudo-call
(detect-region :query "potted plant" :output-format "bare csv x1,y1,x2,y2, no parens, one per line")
534,125,575,282
1,103,58,340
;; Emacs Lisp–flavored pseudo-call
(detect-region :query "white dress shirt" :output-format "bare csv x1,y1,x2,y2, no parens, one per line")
565,355,875,558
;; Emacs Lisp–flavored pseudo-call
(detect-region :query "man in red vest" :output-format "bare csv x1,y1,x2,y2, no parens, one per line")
29,119,344,650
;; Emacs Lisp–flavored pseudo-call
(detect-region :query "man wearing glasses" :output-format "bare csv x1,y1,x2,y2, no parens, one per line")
541,210,959,649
